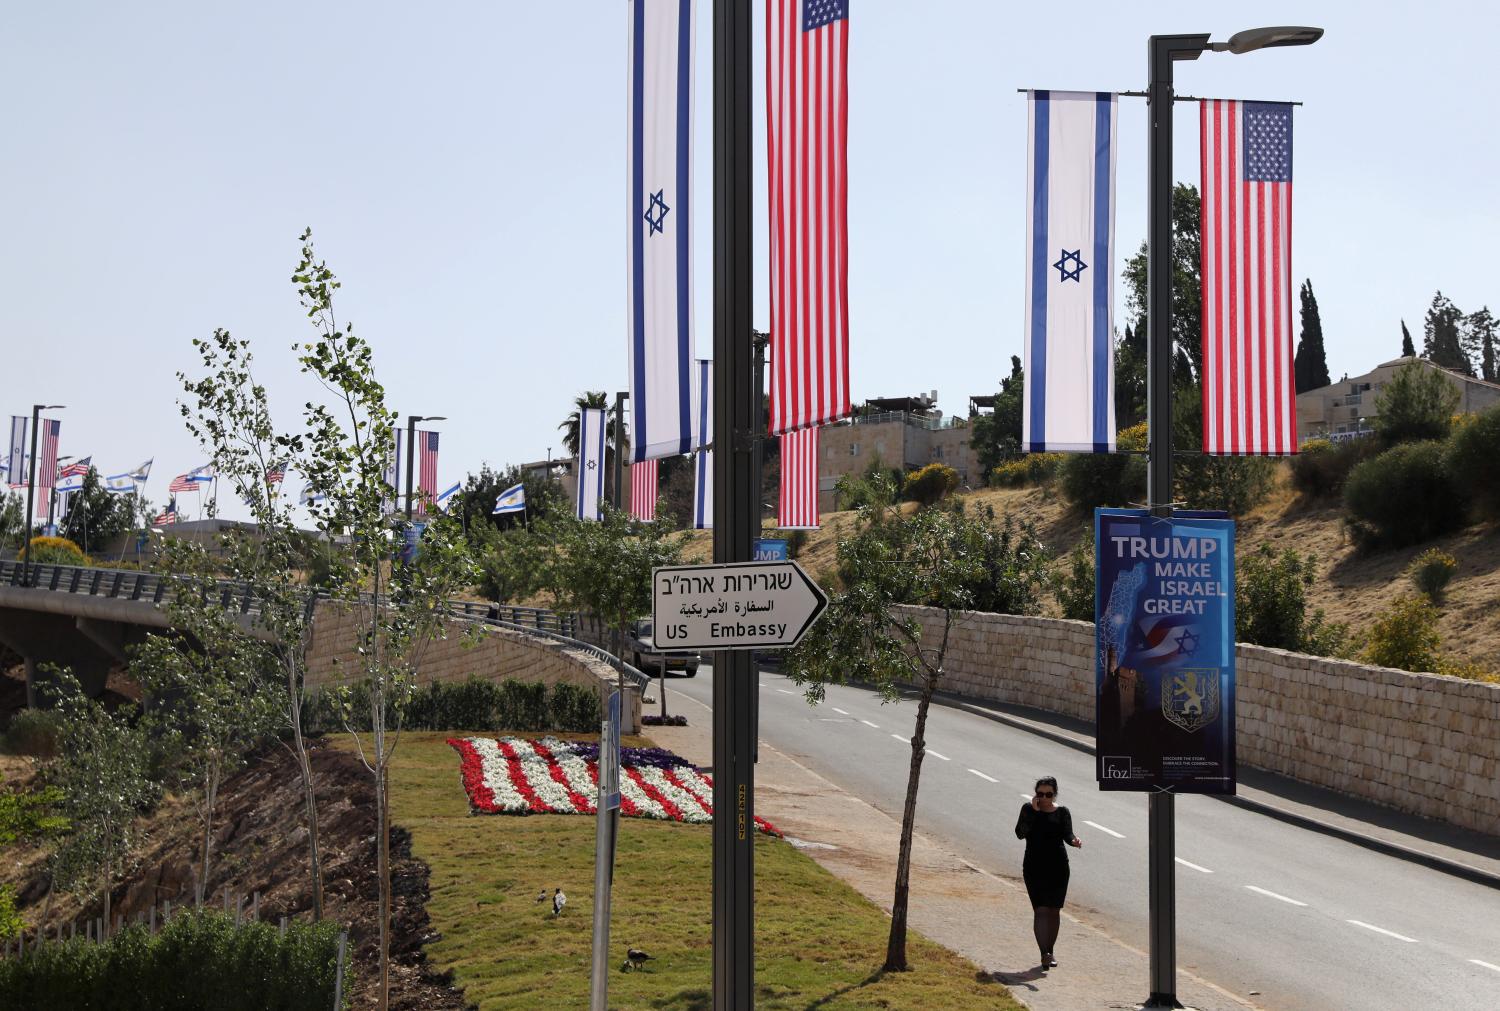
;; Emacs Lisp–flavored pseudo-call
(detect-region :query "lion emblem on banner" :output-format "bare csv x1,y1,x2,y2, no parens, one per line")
1162,668,1220,733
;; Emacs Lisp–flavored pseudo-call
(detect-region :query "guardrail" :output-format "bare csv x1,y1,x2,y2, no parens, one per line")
1,560,649,692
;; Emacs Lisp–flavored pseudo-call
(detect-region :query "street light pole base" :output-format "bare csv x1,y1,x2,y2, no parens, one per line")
1142,994,1184,1009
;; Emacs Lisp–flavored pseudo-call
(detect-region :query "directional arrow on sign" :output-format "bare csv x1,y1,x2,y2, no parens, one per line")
651,560,829,651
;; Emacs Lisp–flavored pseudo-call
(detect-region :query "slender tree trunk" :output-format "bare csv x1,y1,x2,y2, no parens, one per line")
377,761,391,1011
883,670,937,972
102,870,112,941
198,766,219,906
287,657,324,920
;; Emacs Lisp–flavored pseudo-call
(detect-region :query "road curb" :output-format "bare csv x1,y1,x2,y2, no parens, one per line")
938,695,1500,893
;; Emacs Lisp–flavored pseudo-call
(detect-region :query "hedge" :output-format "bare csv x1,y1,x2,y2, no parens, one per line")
1343,440,1467,547
0,911,345,1011
304,676,600,734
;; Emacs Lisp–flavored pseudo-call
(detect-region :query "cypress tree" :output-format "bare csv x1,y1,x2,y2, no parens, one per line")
1401,320,1415,358
1466,307,1497,383
1423,291,1471,375
1294,279,1330,392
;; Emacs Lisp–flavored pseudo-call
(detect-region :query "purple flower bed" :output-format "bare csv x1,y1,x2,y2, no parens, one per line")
566,742,693,770
642,714,688,727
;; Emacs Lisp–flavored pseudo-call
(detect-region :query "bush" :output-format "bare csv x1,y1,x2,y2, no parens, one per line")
1289,437,1379,498
0,885,20,943
1444,403,1500,520
902,463,959,506
1175,455,1275,515
1361,595,1442,673
991,453,1062,488
1235,545,1349,657
769,528,810,560
1343,441,1467,547
1055,529,1095,622
1408,548,1458,599
833,458,900,512
25,536,87,566
0,911,346,1010
1059,423,1146,510
3,709,62,757
1374,360,1459,446
307,676,600,734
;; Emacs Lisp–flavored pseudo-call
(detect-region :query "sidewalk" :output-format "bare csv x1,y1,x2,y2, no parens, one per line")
648,688,1258,1011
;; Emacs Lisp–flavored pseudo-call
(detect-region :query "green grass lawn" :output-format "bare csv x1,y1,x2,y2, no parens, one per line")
375,731,1023,1010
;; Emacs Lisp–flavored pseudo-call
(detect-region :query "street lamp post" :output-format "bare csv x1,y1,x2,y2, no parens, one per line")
21,405,64,587
1143,27,1320,1007
404,415,446,519
613,391,629,510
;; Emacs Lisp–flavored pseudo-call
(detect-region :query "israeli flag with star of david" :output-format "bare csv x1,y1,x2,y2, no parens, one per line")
1024,90,1116,453
628,0,696,463
575,407,607,522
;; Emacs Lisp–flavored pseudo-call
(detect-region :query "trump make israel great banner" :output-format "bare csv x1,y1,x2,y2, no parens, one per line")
1095,509,1236,794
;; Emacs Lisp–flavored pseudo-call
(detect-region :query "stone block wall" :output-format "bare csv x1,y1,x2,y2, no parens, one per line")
305,602,640,733
895,605,1500,836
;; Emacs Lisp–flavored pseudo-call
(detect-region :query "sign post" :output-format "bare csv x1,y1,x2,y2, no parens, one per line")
589,690,622,1011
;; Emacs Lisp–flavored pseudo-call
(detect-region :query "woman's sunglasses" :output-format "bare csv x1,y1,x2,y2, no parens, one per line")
1036,791,1055,798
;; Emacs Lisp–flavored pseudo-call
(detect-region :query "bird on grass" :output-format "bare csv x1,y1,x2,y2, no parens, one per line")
627,947,654,970
534,889,548,904
552,888,567,916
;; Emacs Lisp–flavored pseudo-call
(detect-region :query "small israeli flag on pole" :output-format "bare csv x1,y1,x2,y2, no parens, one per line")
1023,90,1117,453
493,483,526,516
435,482,461,511
576,407,607,521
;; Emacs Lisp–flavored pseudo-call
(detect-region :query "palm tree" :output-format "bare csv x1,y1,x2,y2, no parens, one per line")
559,391,629,502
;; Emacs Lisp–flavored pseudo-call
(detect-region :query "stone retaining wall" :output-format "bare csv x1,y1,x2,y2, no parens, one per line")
895,605,1500,836
305,601,640,734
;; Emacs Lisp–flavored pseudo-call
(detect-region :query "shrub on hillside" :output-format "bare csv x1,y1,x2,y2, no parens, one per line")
2,709,62,758
1289,437,1379,498
903,463,959,506
1408,548,1458,600
1343,441,1467,547
1236,545,1349,657
834,458,900,512
769,528,810,559
991,453,1061,488
1361,594,1442,673
1444,403,1500,520
26,536,87,566
1059,423,1147,510
0,885,19,943
1374,360,1459,446
0,912,346,1010
1055,528,1095,622
1175,456,1275,515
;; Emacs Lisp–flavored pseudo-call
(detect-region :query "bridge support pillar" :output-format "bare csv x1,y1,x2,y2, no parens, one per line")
0,609,119,705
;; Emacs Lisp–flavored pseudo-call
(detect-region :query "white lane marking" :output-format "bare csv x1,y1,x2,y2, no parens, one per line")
1084,821,1124,839
776,688,795,695
968,769,999,783
832,707,849,715
891,733,909,743
860,720,879,729
759,683,766,688
1471,960,1500,973
1244,886,1308,907
1175,858,1213,874
928,750,950,761
1346,920,1418,943
1019,793,1034,802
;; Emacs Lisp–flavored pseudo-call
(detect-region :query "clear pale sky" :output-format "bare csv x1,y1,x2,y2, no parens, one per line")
3,2,1495,521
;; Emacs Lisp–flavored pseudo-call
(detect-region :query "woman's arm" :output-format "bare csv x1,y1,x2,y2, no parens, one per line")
1062,807,1083,847
1015,803,1036,839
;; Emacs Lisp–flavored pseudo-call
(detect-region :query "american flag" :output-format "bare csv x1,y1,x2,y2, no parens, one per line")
766,0,850,436
266,460,287,486
35,419,60,518
169,464,213,493
152,497,179,526
1201,100,1297,456
59,457,91,479
777,426,820,529
416,430,440,515
630,460,659,522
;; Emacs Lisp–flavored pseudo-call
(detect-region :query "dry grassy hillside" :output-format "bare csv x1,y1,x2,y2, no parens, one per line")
692,467,1500,669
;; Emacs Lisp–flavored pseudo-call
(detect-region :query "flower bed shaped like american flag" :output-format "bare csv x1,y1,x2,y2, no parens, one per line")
448,736,781,837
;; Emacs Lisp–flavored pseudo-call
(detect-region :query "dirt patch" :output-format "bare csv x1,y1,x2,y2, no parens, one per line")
3,740,470,1011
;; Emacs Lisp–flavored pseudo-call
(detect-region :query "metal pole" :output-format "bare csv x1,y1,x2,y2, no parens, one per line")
404,416,418,519
1145,32,1207,1011
712,0,755,1005
22,406,40,586
589,715,614,1010
613,392,628,510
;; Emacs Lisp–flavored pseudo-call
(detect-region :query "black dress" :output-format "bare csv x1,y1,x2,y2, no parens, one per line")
1015,804,1073,908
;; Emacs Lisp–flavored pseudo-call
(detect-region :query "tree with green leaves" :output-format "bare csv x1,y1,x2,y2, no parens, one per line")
1423,291,1471,375
785,501,1049,972
1465,306,1497,383
1114,323,1147,428
1122,183,1202,384
1401,319,1416,358
1374,359,1459,445
0,491,24,551
291,231,474,1010
1294,279,1330,393
452,462,564,540
969,356,1023,479
56,469,134,554
559,392,628,503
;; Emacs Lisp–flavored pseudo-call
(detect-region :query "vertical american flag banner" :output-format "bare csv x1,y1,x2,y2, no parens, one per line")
766,0,850,436
777,426,819,529
6,418,25,488
415,430,440,515
1201,100,1297,455
692,358,712,529
1023,90,1117,453
630,460,659,521
35,419,60,518
576,407,607,521
628,0,696,462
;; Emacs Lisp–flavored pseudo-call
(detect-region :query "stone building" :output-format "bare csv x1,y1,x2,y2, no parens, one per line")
814,393,981,514
1296,356,1500,438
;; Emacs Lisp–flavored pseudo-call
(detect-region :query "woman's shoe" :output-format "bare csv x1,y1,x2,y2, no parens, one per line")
1046,953,1058,968
1039,952,1050,971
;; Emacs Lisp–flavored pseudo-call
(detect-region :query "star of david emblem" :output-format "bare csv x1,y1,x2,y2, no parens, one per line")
1174,629,1199,657
1053,249,1087,283
644,189,670,235
586,460,598,470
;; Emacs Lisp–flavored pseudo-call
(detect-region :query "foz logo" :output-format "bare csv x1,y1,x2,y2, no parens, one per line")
1102,756,1133,779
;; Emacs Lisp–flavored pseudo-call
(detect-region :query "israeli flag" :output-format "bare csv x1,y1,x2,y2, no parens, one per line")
106,459,152,495
1024,90,1116,453
692,359,712,529
436,482,461,510
576,407,607,522
56,472,87,494
299,484,327,506
628,0,696,462
7,417,26,486
493,482,526,516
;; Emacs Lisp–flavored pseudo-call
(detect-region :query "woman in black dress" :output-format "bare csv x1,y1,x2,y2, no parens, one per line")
1014,775,1082,969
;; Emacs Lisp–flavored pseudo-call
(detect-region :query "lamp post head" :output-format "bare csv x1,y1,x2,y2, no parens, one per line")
37,404,65,411
1211,26,1324,54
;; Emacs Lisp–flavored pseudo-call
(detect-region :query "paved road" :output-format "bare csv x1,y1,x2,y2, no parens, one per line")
669,667,1500,1011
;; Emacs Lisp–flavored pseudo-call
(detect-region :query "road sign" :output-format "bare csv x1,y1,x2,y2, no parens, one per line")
651,560,828,651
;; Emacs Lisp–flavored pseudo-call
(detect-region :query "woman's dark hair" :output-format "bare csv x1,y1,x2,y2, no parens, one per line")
1034,776,1059,795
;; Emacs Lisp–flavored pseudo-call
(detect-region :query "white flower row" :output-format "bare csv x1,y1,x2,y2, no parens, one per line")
468,738,531,814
